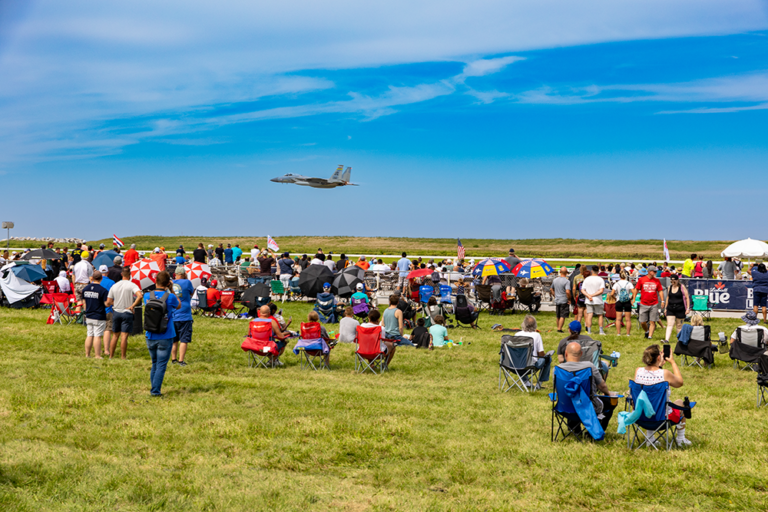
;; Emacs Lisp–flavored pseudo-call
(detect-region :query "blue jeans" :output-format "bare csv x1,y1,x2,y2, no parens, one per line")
388,334,414,347
147,338,173,395
535,356,552,382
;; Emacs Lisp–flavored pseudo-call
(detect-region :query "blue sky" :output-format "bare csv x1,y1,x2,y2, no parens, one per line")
1,0,767,241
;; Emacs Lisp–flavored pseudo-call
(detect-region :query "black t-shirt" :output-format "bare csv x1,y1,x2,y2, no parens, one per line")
83,283,108,320
215,247,224,259
176,248,185,257
193,248,207,263
336,259,347,272
108,265,123,283
258,256,275,274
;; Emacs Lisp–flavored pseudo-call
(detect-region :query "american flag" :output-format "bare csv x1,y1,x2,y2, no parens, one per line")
457,238,465,260
112,234,124,247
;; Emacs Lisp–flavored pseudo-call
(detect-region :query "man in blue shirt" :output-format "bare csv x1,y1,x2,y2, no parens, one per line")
144,271,181,397
171,267,195,366
97,264,116,356
396,252,412,292
81,271,109,359
232,244,243,262
224,244,234,265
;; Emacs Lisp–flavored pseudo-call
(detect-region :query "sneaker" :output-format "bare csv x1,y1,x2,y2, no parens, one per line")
557,330,564,333
644,332,650,339
171,359,178,365
586,327,591,334
533,383,542,391
178,361,188,367
676,437,692,447
599,329,606,336
275,359,284,367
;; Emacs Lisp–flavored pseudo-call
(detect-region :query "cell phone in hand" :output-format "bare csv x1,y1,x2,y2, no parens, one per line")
663,344,671,359
279,309,283,316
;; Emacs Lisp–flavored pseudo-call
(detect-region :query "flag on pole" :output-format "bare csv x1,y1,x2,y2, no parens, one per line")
113,234,124,247
267,235,280,252
457,238,465,260
663,239,670,262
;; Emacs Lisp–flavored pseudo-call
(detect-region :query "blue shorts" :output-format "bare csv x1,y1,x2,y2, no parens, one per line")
174,320,193,343
112,311,134,334
276,340,287,350
755,291,768,308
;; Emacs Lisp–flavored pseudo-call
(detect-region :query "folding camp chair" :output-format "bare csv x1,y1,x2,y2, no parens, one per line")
573,336,619,381
241,320,279,368
314,292,338,323
475,284,492,313
674,325,714,368
454,294,479,328
294,322,331,371
270,280,287,303
625,380,695,451
690,294,712,320
351,297,370,321
355,325,388,374
219,290,246,319
516,287,541,313
499,335,541,393
51,293,76,325
196,289,222,317
41,280,59,294
730,327,765,371
550,366,596,442
757,353,768,408
289,277,303,301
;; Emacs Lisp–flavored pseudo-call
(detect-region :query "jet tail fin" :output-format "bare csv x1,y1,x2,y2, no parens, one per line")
342,166,351,182
330,164,343,181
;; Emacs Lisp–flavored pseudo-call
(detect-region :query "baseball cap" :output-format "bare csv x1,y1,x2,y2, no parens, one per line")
208,244,213,248
569,321,582,333
323,282,331,288
81,251,90,259
210,279,218,287
98,265,109,273
174,266,184,274
254,244,259,248
648,265,657,272
153,247,160,253
356,283,364,290
99,243,105,249
509,248,515,253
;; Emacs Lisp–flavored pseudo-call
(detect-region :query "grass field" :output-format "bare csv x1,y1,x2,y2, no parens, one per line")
4,236,735,260
1,303,767,511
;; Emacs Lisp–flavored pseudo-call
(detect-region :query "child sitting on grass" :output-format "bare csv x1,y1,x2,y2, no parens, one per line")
411,317,431,349
428,315,452,349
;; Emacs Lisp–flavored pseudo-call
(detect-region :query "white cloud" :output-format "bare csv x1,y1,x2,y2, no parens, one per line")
460,56,525,79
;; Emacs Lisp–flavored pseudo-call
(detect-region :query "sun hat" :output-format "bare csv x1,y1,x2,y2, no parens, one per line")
98,265,109,273
639,268,648,276
569,321,582,333
742,311,759,326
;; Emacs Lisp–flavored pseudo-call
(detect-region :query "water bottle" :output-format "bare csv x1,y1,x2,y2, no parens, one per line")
683,396,691,419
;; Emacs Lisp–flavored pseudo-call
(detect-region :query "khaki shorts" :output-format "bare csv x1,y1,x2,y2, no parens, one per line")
639,304,660,323
586,303,604,315
86,318,107,337
74,283,88,301
105,312,113,332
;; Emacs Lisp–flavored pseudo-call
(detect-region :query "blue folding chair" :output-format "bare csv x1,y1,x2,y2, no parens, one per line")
439,284,452,304
550,366,603,442
625,380,695,451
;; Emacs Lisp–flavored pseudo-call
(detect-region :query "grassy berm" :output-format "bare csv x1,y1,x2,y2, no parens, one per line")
0,304,767,511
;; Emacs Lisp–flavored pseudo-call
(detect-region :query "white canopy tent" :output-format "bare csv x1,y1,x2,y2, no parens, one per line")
0,269,40,305
720,238,768,259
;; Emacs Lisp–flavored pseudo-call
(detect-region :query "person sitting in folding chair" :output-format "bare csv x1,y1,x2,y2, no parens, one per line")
633,344,692,446
314,283,339,323
514,315,552,389
350,283,371,321
453,294,479,329
674,313,715,368
252,305,290,366
729,311,768,370
559,342,618,432
358,309,396,370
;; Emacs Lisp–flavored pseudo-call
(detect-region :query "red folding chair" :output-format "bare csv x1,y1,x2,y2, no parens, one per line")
355,325,388,374
220,290,246,319
296,322,333,370
241,320,279,368
51,293,76,325
42,280,59,294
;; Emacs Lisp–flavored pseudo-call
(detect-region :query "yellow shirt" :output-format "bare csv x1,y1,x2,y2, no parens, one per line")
682,259,694,277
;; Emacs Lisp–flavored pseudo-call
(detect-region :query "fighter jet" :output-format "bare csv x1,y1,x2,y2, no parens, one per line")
270,165,357,188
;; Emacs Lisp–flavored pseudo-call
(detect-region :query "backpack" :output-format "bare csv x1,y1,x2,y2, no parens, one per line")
144,291,169,334
616,282,632,303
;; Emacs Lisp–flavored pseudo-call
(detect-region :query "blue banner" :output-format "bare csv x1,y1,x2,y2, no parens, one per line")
682,278,753,311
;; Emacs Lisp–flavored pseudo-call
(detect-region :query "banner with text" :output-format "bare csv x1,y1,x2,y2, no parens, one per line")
682,278,753,311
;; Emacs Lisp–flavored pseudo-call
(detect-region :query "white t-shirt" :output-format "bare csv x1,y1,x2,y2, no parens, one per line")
324,260,336,272
310,258,323,265
612,280,634,302
107,280,141,313
55,275,71,292
339,316,360,343
515,331,544,360
250,249,259,261
582,275,606,305
360,322,384,339
73,260,94,284
369,264,390,272
731,325,768,342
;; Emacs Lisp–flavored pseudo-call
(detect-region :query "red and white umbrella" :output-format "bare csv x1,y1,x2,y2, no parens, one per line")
131,258,161,290
183,262,211,288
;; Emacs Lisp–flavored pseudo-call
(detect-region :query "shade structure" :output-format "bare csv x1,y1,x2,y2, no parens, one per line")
332,271,361,298
10,264,47,282
21,249,61,261
511,258,554,279
130,258,161,290
471,258,511,278
720,238,768,259
341,265,365,280
241,283,271,310
298,265,334,298
408,268,433,279
92,250,120,269
183,262,212,288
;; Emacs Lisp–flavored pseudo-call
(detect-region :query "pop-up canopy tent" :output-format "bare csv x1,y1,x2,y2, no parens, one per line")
0,270,41,307
720,238,768,259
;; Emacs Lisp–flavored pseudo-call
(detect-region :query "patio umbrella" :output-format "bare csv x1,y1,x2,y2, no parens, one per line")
341,265,366,280
241,283,271,310
721,238,768,259
10,264,47,282
298,264,334,298
511,258,554,279
92,250,119,269
332,271,361,298
130,258,161,290
471,258,511,278
183,261,212,288
408,268,433,279
21,249,61,261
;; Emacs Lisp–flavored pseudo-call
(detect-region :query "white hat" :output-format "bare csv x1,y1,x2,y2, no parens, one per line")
153,247,161,253
208,244,213,248
98,265,109,273
356,283,364,290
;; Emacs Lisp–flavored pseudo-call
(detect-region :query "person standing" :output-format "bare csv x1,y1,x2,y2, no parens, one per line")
72,255,94,310
123,244,140,267
396,252,412,292
682,254,696,278
176,245,185,260
633,265,665,339
581,265,606,335
325,254,337,272
571,266,589,323
150,247,166,271
224,244,234,266
215,243,225,263
751,263,768,323
107,256,124,283
693,255,705,278
278,252,294,289
232,244,243,262
250,244,259,261
206,244,214,261
98,265,116,354
193,243,207,263
170,267,195,366
505,248,522,287
106,267,142,359
610,271,634,336
144,271,180,397
550,266,572,332
722,257,736,280
81,271,109,359
664,275,690,341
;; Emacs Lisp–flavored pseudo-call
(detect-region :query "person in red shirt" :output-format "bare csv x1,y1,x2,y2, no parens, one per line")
355,256,370,270
123,244,140,267
206,279,222,310
149,247,167,271
632,265,665,339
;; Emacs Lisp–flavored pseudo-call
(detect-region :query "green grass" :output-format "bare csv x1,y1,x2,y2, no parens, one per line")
1,304,767,511
6,236,735,260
